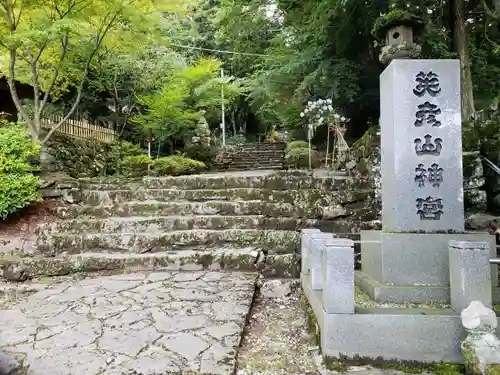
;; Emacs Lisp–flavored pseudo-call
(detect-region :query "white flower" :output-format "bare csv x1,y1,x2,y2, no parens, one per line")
341,116,346,121
323,106,328,111
334,113,340,119
328,105,333,111
318,117,324,123
300,112,305,117
317,114,321,118
308,101,312,106
318,99,324,104
305,108,309,113
327,98,332,104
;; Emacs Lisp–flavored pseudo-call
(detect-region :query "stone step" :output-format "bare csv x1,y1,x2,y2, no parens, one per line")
35,229,301,256
39,215,377,241
75,171,349,191
0,247,298,281
37,215,322,234
75,188,362,206
226,162,283,166
56,200,320,219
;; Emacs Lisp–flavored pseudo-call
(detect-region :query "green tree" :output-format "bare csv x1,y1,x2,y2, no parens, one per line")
133,57,244,147
0,0,185,144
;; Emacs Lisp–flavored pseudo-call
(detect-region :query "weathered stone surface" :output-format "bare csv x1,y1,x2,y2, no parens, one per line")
78,187,352,207
466,213,500,231
0,270,256,375
461,301,500,375
36,229,300,256
0,247,265,280
77,170,349,191
57,200,317,219
38,215,323,234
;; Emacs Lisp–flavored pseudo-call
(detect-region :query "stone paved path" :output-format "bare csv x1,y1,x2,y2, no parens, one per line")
0,270,256,375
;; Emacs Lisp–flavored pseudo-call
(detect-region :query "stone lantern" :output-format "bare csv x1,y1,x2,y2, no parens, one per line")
372,10,423,65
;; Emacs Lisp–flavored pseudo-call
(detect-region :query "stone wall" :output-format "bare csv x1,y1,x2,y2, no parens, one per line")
42,134,111,178
215,142,285,170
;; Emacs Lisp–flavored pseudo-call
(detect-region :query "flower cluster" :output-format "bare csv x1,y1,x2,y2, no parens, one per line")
300,98,348,138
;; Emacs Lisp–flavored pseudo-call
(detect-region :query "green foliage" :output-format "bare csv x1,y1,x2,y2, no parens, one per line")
371,9,423,40
183,144,218,166
0,121,41,219
285,147,320,169
285,141,309,153
108,141,144,175
121,155,152,177
51,136,109,178
134,57,245,143
0,0,188,143
152,156,206,176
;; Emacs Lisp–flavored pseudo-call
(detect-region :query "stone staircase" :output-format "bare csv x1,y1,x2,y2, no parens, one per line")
2,170,376,281
217,142,285,170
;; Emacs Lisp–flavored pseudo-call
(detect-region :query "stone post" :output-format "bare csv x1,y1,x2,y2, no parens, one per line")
380,59,464,233
449,240,492,312
301,229,321,276
322,239,355,314
309,233,336,291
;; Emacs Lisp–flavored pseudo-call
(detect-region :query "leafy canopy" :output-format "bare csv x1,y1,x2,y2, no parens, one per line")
0,0,191,142
134,57,245,140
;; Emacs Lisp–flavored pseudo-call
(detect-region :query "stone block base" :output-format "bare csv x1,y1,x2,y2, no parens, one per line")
359,230,497,303
302,274,500,363
356,271,500,304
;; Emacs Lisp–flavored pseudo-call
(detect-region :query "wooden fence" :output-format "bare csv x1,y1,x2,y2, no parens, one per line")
40,116,117,144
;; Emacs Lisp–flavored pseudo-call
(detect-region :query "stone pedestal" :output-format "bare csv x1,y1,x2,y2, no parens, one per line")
357,231,497,303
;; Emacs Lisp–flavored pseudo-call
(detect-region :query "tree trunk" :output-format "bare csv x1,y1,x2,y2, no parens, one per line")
451,0,475,121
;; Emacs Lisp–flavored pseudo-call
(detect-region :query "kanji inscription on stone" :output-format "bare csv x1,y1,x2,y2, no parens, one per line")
414,163,444,188
416,196,443,220
380,59,463,232
414,102,442,127
414,135,443,156
413,71,442,97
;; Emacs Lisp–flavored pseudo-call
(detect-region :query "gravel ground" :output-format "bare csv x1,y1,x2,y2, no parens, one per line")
236,279,417,375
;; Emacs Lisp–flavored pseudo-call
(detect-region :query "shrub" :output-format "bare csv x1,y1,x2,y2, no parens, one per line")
0,121,41,219
285,140,309,153
120,155,152,177
285,147,320,169
108,141,143,175
153,155,206,176
183,144,217,167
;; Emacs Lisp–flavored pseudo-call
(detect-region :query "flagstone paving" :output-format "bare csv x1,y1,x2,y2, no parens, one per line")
0,270,256,375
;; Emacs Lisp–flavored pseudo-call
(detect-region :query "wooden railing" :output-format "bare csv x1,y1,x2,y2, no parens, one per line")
40,116,117,144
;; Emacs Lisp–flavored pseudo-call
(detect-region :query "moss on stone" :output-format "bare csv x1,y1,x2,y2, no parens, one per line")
375,362,464,375
298,289,320,347
324,357,349,372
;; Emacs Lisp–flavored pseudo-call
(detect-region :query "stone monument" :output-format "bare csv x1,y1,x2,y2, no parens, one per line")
355,59,497,303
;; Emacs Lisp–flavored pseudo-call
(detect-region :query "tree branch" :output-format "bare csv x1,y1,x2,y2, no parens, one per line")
41,12,119,144
7,49,34,130
482,0,500,19
39,34,69,114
